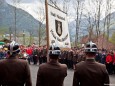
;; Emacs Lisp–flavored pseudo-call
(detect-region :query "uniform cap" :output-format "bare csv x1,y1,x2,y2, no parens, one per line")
8,41,20,55
49,45,61,56
85,41,97,53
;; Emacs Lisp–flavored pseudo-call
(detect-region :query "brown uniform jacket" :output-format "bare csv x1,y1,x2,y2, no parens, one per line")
73,59,110,86
0,57,32,86
36,61,67,86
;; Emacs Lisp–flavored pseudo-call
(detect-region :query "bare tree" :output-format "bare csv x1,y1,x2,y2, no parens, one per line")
49,0,59,9
28,29,33,45
103,0,114,49
83,13,95,41
62,0,70,13
62,0,75,43
84,0,106,46
12,0,21,41
34,0,46,46
88,0,114,49
90,0,102,45
82,0,98,42
72,0,84,47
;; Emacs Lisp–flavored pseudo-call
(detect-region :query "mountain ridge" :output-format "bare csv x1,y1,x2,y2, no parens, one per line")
0,0,43,36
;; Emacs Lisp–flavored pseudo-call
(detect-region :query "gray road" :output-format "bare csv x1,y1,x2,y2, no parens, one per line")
30,65,115,86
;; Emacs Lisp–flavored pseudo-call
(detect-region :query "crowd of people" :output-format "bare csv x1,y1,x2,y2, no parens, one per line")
0,43,115,75
0,41,112,86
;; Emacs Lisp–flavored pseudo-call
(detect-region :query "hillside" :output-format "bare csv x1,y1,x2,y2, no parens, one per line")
0,0,44,36
69,11,115,42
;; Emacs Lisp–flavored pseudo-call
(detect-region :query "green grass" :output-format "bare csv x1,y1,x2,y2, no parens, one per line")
0,26,8,34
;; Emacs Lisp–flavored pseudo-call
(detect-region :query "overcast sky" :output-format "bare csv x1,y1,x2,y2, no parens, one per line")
5,0,115,22
6,0,39,3
6,0,44,21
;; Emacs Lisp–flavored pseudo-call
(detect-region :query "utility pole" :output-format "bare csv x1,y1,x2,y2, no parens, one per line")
38,23,41,46
23,30,25,45
14,2,17,41
9,27,12,41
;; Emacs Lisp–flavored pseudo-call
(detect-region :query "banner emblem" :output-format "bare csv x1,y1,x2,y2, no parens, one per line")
55,20,62,36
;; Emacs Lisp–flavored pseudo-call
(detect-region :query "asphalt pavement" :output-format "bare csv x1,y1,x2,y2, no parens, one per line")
30,65,115,86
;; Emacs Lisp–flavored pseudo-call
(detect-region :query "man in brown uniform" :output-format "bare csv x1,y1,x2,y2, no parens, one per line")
0,41,32,86
73,41,110,86
36,45,67,86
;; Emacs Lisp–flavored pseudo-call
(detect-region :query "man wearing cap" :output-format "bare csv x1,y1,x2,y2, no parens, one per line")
73,41,110,86
0,41,32,86
36,45,67,86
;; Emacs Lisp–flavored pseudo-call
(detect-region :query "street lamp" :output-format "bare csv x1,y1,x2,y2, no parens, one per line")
23,30,25,45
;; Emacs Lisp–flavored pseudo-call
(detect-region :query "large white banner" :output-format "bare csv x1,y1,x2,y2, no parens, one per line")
48,4,71,48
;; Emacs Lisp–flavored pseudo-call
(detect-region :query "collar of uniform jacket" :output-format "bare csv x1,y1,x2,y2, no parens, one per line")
48,61,60,65
86,58,95,62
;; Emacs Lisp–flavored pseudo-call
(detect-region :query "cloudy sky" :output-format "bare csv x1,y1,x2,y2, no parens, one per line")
6,0,45,21
5,0,115,22
6,0,39,4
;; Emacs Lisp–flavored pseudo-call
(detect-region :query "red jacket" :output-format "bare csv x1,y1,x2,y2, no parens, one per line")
26,47,33,55
106,54,113,63
113,54,115,64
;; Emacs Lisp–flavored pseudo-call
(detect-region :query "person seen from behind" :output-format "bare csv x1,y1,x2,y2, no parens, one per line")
36,44,67,86
0,41,32,86
73,41,110,86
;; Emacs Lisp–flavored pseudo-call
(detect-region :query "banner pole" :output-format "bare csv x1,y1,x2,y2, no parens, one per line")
45,0,49,62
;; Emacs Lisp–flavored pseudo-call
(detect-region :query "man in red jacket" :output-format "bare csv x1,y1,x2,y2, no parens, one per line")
26,45,33,64
106,51,113,74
